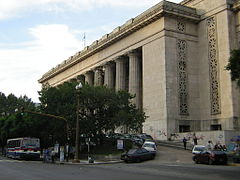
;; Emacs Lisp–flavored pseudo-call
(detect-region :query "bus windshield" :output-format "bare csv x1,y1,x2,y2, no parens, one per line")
22,139,40,148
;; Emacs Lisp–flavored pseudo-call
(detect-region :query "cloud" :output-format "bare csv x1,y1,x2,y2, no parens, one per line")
0,24,83,102
0,0,181,20
0,0,183,102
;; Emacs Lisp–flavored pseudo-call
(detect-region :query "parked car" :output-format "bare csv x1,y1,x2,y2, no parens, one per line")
192,145,206,161
192,145,206,154
121,148,155,163
226,143,240,163
138,134,154,141
131,135,144,147
193,150,228,165
142,141,157,153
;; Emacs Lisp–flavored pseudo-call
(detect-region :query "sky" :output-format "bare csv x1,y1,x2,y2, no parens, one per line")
0,0,182,103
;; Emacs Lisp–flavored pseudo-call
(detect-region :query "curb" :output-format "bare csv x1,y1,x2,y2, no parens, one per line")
55,160,123,165
227,163,240,166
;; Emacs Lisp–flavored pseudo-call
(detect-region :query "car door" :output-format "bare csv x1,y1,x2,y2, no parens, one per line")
141,148,151,160
201,151,210,163
135,149,143,161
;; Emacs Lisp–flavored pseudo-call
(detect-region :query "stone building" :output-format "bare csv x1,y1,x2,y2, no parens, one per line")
39,0,240,143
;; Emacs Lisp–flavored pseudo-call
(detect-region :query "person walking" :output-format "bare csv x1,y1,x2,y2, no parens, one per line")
183,137,187,150
193,133,198,145
206,140,214,150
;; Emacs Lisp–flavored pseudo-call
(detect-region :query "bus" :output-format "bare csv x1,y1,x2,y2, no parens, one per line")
6,137,40,160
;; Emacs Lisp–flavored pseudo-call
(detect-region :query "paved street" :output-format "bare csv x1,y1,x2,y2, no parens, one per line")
0,146,239,180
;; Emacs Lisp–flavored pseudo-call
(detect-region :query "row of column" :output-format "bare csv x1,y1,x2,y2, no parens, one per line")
78,50,142,109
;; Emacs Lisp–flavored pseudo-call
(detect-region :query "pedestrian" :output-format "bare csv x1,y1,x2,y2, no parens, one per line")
206,140,214,150
50,148,55,163
193,133,198,145
183,137,187,150
43,149,46,163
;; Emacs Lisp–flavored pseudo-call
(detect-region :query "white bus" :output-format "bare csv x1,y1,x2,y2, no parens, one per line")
6,137,40,160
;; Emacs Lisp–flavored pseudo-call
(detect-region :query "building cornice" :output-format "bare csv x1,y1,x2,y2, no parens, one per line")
39,0,200,83
180,0,195,5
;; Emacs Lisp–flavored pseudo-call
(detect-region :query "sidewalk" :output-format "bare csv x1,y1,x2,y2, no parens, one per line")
57,159,123,165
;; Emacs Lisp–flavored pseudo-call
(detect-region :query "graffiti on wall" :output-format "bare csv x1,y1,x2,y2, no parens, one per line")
158,130,167,137
170,133,179,140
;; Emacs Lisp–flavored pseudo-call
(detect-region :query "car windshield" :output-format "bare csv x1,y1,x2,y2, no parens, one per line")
194,147,206,151
227,143,236,151
144,143,155,148
128,149,137,154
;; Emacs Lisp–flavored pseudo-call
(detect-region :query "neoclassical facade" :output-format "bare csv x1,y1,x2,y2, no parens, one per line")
39,0,240,141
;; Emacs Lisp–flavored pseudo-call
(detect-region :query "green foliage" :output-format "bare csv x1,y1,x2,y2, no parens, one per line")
38,81,78,146
38,81,146,146
0,81,147,149
0,92,36,147
226,49,240,86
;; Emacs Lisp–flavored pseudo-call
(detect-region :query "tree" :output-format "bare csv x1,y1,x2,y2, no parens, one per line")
38,81,78,145
0,92,37,148
226,49,240,86
38,81,147,143
113,90,146,132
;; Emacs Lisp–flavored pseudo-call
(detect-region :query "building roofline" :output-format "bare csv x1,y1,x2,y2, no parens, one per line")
39,0,200,84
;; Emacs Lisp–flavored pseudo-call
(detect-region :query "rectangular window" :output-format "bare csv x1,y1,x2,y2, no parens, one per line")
179,125,190,132
210,124,222,130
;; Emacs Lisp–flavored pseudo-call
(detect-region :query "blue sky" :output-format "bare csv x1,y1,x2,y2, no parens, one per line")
0,0,181,102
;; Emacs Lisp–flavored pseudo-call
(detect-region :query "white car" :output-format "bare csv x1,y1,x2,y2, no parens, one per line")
142,141,157,153
192,145,206,154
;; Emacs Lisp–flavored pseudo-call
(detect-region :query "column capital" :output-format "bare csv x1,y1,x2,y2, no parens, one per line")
114,56,127,63
103,61,115,68
93,66,104,73
85,70,93,74
127,49,141,58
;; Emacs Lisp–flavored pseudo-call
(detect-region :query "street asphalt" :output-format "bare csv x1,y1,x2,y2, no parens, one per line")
63,145,240,166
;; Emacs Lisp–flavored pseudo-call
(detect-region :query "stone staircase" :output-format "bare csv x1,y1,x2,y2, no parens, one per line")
156,140,193,151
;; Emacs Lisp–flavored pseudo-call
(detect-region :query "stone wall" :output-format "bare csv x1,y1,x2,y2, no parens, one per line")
172,130,240,146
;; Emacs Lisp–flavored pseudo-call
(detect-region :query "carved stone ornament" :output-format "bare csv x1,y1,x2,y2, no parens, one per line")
177,39,189,115
207,17,221,114
177,21,186,32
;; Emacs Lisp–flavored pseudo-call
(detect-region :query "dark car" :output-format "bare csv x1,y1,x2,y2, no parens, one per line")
121,148,156,163
131,135,144,147
225,143,240,163
193,150,228,165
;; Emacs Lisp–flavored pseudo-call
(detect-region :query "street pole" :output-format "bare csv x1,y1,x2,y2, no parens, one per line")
74,93,80,162
74,82,82,162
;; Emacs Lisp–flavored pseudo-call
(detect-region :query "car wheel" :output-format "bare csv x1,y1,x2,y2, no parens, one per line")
151,154,155,160
193,156,196,162
208,159,214,165
194,158,199,164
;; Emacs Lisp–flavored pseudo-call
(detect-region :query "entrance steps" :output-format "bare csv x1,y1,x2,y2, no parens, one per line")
156,140,193,151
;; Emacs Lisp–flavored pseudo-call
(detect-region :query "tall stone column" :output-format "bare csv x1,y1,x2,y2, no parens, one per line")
94,67,104,86
128,50,142,109
85,71,94,85
104,62,115,89
115,56,127,91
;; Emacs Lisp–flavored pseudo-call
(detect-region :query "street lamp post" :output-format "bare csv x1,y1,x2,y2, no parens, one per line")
74,82,82,162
